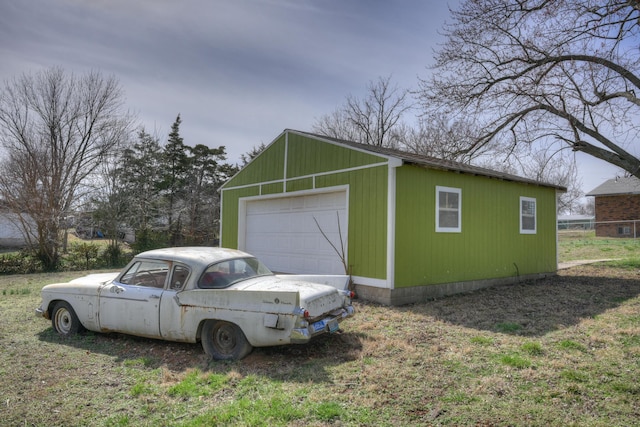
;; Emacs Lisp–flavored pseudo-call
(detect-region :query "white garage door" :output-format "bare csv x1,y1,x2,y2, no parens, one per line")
243,191,347,274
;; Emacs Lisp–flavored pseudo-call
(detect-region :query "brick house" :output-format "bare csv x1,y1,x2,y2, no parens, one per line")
586,177,640,237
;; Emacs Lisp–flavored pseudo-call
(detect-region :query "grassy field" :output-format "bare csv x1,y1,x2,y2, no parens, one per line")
1,236,639,426
558,230,640,262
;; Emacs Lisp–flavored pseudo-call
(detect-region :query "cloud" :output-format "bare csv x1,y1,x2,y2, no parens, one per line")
0,0,451,162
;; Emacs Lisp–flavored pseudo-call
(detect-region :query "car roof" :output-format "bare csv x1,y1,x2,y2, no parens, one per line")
136,247,252,270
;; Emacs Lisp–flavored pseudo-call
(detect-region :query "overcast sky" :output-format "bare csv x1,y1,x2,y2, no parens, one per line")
0,0,621,197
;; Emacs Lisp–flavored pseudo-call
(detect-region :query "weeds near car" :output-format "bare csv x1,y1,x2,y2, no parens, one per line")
2,287,30,296
1,260,639,425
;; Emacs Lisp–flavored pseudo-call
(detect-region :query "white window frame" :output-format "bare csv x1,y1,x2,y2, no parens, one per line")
520,196,537,234
436,186,462,233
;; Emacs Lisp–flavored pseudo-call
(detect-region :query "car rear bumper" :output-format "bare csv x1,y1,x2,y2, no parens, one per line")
290,305,355,343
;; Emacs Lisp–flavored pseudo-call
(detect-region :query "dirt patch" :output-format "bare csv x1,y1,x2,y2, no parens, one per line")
400,264,640,337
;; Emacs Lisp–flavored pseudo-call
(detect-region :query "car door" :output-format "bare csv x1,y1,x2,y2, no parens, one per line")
98,259,169,338
158,263,193,341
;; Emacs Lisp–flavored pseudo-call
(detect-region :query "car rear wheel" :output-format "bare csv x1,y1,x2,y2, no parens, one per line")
201,320,252,360
51,301,84,336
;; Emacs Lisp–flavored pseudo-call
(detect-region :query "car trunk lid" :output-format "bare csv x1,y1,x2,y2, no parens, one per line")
231,276,345,318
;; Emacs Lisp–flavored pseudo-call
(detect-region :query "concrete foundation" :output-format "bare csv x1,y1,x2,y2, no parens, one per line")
354,272,556,306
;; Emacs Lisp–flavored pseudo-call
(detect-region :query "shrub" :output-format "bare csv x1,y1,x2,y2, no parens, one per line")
0,250,43,275
63,242,101,271
131,228,168,253
101,243,131,268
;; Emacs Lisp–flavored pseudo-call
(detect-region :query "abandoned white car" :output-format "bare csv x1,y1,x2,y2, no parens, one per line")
35,247,355,360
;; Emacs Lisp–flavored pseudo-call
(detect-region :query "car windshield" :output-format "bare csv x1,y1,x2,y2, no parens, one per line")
198,257,273,289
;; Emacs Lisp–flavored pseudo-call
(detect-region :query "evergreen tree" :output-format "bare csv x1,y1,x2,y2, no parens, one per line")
183,144,230,244
117,129,166,250
161,115,189,246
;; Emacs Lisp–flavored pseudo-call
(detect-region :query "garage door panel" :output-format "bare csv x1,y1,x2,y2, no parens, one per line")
244,191,347,275
318,258,338,272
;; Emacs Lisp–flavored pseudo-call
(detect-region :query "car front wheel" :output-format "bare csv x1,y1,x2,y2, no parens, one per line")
201,320,252,360
51,301,84,336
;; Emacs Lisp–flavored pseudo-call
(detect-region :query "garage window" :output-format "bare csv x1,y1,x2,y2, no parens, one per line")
520,197,536,234
436,186,461,233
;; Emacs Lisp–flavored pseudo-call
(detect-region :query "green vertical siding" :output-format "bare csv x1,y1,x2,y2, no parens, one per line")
221,131,390,280
261,182,284,195
286,177,313,192
286,133,385,178
220,186,260,248
227,136,287,187
222,130,559,289
316,166,388,280
394,165,557,287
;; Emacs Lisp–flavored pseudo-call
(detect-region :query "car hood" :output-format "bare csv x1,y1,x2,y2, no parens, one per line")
68,272,120,285
41,272,118,295
230,276,345,317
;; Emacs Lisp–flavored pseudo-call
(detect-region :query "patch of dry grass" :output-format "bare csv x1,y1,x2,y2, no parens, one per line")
1,265,639,426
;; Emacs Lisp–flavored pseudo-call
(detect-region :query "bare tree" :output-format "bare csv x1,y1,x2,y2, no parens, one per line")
86,142,133,265
419,1,640,178
520,148,583,214
401,114,491,162
578,197,595,216
0,67,134,269
313,75,413,147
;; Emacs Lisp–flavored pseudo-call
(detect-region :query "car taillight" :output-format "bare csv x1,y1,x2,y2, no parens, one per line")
340,290,355,299
294,307,310,318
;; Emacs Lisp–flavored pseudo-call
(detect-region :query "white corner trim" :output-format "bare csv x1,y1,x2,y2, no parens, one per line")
283,132,289,192
386,164,396,289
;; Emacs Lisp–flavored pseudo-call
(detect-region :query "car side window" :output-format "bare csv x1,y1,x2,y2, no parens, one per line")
169,264,190,291
198,261,233,289
119,260,169,288
198,257,272,289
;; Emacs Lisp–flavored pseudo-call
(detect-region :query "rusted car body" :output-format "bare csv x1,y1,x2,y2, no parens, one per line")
35,247,355,359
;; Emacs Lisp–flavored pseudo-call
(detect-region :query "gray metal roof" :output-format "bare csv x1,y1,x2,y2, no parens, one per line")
291,129,566,191
586,176,640,196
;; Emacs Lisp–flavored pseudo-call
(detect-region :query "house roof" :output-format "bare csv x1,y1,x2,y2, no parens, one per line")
290,129,566,191
586,176,640,196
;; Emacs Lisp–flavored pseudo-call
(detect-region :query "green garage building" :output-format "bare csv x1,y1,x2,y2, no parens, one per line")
220,130,564,305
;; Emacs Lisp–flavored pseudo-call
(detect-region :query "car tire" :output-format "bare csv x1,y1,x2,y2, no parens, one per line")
201,320,252,360
51,301,85,337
